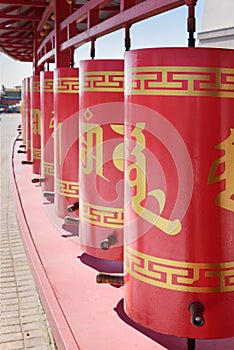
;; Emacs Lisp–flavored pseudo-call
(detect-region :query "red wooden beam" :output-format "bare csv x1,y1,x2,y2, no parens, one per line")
0,0,49,7
0,5,21,13
0,14,41,21
0,29,33,37
38,29,54,49
0,35,33,41
37,48,55,65
0,42,32,48
37,0,54,32
0,25,34,32
60,0,110,29
54,0,71,67
36,0,185,67
61,0,185,51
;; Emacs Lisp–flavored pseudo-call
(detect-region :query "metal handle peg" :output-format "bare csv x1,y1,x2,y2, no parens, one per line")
67,201,79,213
189,302,204,327
64,216,79,226
96,273,124,286
100,234,117,250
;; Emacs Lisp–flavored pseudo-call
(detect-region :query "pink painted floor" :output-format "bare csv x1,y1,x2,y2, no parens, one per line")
11,136,234,350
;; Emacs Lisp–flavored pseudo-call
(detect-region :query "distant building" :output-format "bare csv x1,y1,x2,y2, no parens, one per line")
0,85,21,107
198,0,234,48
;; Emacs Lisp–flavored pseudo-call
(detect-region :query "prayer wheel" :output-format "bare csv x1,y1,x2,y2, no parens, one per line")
124,47,234,339
25,77,32,162
79,59,124,261
21,78,26,145
30,75,41,175
40,71,54,194
54,67,79,218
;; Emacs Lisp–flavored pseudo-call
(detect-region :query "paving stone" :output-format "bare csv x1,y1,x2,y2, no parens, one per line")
18,289,37,298
24,346,53,350
1,317,21,327
17,285,36,293
1,332,23,342
0,340,24,350
1,292,18,299
1,324,22,334
1,269,15,277
2,303,20,312
24,336,50,348
1,281,18,288
1,115,57,350
22,321,47,332
1,276,16,283
19,307,41,318
23,327,50,340
1,286,17,293
1,297,19,306
1,310,20,319
19,296,39,305
21,314,43,324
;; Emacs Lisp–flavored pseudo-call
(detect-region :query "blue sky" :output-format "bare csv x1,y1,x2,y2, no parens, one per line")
0,1,204,88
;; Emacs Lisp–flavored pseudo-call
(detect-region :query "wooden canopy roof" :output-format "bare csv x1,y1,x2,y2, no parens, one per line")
0,0,191,70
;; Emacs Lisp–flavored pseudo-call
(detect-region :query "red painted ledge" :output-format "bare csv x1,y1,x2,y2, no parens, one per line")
10,134,234,350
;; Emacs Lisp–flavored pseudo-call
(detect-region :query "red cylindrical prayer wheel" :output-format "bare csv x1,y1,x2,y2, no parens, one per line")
79,59,124,261
40,71,54,194
30,76,41,175
124,48,234,339
21,78,26,145
25,77,32,162
54,67,79,218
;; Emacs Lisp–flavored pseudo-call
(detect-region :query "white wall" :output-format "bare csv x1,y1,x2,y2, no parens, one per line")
198,0,234,48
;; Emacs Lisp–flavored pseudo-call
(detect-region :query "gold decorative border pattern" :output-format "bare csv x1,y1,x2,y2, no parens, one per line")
43,79,54,92
55,77,79,93
43,161,54,175
56,179,79,198
126,66,234,98
80,200,124,228
32,148,41,160
125,246,234,293
81,71,124,92
31,81,40,92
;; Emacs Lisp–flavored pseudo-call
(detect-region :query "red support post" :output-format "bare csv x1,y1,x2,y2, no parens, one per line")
54,0,72,67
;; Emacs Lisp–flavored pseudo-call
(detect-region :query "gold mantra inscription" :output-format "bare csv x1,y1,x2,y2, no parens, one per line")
42,79,53,92
33,148,41,160
56,179,79,198
81,71,124,92
80,200,124,228
31,81,40,92
208,128,234,212
125,246,234,293
43,162,54,176
126,123,181,235
81,120,180,234
126,66,234,98
32,109,41,135
81,122,107,180
55,77,79,93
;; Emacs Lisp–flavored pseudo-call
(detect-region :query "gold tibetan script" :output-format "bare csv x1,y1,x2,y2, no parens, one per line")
208,128,234,212
80,120,182,235
81,122,108,181
32,109,41,135
114,123,181,235
126,123,181,235
80,123,124,180
49,115,55,131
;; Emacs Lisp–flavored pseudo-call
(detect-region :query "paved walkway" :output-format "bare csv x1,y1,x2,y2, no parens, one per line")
1,114,57,350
